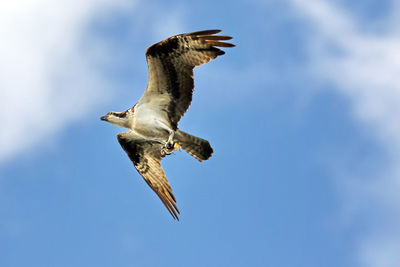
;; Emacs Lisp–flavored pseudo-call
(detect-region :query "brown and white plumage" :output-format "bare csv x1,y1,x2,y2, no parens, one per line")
142,29,235,129
101,30,234,220
117,132,180,219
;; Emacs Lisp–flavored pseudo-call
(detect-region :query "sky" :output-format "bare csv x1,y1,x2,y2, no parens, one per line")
1,0,400,266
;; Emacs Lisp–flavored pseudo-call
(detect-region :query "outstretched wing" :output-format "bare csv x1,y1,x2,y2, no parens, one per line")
117,131,180,220
140,29,235,129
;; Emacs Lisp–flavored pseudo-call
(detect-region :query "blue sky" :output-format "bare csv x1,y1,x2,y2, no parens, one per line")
1,0,400,266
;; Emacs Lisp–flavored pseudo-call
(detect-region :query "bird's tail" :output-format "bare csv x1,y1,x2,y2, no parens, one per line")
175,130,213,162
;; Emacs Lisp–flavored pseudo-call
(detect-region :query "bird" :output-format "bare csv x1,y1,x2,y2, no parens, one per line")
101,30,234,220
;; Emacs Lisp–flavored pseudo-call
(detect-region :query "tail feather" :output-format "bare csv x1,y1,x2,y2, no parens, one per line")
175,130,213,162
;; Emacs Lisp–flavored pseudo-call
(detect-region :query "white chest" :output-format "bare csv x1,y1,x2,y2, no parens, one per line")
132,102,171,134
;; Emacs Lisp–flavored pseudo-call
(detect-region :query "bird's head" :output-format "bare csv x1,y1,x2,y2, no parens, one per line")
100,111,130,128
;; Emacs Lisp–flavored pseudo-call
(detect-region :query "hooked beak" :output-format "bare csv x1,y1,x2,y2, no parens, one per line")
100,115,108,121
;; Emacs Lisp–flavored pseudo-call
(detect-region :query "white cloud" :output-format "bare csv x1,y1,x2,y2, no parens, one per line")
289,0,400,266
0,0,137,163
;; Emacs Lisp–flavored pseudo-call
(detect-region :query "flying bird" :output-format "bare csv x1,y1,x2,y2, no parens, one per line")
101,30,234,220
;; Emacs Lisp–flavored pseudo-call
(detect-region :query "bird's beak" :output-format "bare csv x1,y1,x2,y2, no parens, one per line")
100,115,108,121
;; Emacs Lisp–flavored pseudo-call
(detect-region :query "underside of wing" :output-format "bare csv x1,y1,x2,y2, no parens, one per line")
117,132,180,220
142,29,235,129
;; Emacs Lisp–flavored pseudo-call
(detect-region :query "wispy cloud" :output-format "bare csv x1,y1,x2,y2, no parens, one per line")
288,0,400,266
0,0,137,163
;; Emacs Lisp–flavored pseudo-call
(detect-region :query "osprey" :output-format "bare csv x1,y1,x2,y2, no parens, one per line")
101,30,234,220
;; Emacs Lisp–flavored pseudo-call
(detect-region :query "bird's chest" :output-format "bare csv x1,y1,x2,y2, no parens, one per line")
132,103,171,137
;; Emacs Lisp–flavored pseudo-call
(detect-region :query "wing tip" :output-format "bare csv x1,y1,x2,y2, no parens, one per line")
187,29,222,36
164,199,181,221
206,41,235,48
198,32,235,51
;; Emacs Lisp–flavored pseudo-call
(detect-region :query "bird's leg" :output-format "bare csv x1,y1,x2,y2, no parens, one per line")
166,131,175,148
161,131,180,155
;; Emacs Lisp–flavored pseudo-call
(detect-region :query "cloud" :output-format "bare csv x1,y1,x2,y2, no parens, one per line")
288,0,400,266
0,0,137,163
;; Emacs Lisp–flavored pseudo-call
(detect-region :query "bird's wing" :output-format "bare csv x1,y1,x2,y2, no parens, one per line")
117,131,180,220
139,29,234,129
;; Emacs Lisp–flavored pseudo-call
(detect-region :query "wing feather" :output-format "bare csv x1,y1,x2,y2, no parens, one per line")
200,35,232,41
185,29,222,35
117,132,180,220
140,29,235,129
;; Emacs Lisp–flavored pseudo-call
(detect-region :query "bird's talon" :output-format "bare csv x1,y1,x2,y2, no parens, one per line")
165,141,174,150
161,140,180,155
